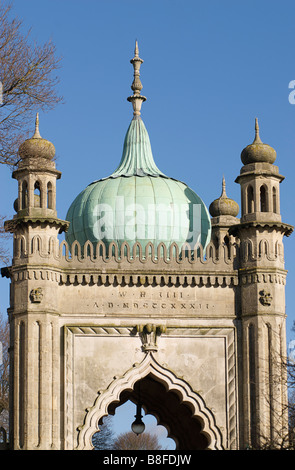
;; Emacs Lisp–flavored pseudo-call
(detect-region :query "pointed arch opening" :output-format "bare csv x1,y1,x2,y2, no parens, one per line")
92,394,176,450
47,181,53,209
76,354,223,450
247,185,254,213
124,375,209,449
260,185,268,212
272,186,277,214
21,181,28,209
34,181,41,208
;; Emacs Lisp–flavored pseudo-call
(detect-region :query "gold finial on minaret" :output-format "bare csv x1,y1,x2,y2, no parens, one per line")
127,41,146,118
253,117,262,144
32,112,41,139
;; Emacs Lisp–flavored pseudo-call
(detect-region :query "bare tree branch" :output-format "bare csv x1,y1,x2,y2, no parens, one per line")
0,2,63,167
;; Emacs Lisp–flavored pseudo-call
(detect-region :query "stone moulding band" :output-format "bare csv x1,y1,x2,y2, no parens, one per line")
13,268,239,287
11,267,286,288
14,236,285,265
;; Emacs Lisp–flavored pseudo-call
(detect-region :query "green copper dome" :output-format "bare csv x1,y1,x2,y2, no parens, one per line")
65,43,211,254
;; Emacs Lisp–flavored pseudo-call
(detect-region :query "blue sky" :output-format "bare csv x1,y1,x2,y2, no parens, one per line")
1,0,295,445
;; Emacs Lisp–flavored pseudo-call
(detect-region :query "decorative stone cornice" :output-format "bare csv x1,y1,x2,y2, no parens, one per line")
9,265,286,288
235,165,284,184
229,220,293,238
239,269,287,286
11,267,239,288
4,216,69,234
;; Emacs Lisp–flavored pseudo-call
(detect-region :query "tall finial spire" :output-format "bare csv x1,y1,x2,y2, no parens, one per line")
253,117,262,144
127,41,146,118
32,112,41,139
221,175,227,197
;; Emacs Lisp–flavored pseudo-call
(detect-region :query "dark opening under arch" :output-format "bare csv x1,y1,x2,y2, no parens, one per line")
103,375,210,450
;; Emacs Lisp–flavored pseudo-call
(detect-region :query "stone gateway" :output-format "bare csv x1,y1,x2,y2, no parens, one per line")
2,43,293,450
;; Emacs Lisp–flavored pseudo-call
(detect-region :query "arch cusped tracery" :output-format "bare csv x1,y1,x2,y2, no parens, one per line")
76,353,223,450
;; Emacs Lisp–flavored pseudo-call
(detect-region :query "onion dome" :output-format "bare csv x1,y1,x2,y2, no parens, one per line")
209,177,239,218
66,42,211,253
241,118,276,165
18,113,55,160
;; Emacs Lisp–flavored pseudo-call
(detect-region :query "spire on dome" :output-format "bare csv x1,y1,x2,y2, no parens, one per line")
97,42,167,180
18,113,55,161
253,117,262,144
32,112,41,139
209,176,239,218
221,175,227,197
127,41,147,118
241,118,276,165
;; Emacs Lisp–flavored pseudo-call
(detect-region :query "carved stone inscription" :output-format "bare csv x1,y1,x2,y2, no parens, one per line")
88,285,218,316
60,283,236,316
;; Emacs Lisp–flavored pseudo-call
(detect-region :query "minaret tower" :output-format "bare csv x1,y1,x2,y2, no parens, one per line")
4,115,68,449
239,118,283,222
8,113,68,254
231,119,293,448
209,176,239,251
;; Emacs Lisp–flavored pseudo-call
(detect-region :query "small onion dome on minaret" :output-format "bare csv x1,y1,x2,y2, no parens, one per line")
18,113,55,160
240,118,276,165
209,177,239,218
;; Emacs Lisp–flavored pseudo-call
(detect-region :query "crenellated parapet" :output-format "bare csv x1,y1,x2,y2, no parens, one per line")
12,233,287,265
10,238,238,288
13,237,237,265
8,235,289,290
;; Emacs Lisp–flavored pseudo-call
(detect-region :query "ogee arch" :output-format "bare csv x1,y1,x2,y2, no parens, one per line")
76,353,223,450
